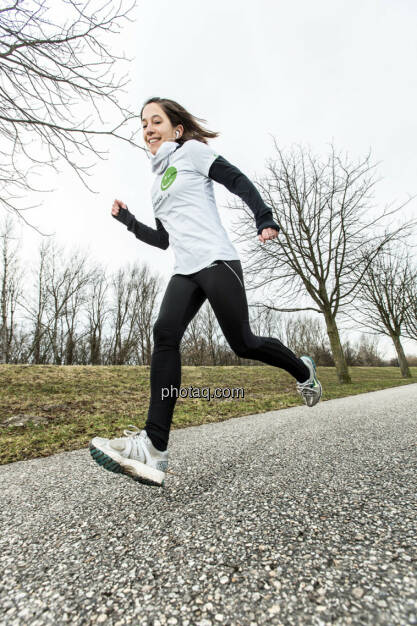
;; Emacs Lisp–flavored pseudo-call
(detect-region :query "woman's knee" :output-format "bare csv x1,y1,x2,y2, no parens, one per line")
229,321,263,358
153,318,183,347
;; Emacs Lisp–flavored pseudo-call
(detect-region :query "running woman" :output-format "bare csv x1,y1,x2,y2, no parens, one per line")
89,97,322,487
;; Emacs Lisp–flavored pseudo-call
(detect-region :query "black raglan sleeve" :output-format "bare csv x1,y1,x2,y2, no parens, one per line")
112,206,169,250
208,155,280,236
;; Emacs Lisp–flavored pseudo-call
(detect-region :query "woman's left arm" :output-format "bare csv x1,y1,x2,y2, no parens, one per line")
208,155,280,238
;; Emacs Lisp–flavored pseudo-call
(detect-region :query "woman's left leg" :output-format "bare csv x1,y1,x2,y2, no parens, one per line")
194,260,311,382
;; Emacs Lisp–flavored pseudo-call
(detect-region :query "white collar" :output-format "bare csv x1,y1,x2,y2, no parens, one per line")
149,140,180,174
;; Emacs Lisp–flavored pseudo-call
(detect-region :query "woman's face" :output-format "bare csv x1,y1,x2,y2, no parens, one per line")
142,102,183,155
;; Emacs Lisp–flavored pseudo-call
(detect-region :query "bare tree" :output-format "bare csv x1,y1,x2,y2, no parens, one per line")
17,240,165,366
109,263,152,365
62,274,92,365
9,326,32,363
192,304,227,366
45,244,93,364
0,214,24,362
85,267,110,365
182,308,208,366
181,300,267,366
251,306,282,341
239,306,284,366
229,141,414,383
403,268,417,342
341,334,384,367
283,315,333,366
350,245,415,378
19,239,93,363
19,238,52,363
132,264,164,366
0,0,140,225
354,334,383,367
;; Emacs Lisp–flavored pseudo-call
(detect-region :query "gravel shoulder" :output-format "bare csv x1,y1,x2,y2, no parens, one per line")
1,384,416,625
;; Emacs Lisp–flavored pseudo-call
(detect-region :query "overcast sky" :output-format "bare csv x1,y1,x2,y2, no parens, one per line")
14,0,417,358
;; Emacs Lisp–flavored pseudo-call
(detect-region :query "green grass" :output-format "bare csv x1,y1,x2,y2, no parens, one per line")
0,364,415,465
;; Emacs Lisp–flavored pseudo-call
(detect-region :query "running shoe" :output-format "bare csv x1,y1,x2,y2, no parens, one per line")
89,425,169,487
296,356,323,407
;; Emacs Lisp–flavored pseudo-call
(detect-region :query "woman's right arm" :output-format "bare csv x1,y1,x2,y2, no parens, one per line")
111,199,169,250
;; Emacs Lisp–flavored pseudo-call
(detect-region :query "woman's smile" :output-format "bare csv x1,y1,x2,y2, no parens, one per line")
142,102,184,155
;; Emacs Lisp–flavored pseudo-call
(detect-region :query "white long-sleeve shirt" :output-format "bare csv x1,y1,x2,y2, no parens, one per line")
113,139,279,275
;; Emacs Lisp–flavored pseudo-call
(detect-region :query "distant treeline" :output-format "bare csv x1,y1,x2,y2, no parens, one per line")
0,218,415,369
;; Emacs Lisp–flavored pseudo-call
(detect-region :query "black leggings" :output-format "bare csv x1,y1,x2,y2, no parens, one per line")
145,259,310,451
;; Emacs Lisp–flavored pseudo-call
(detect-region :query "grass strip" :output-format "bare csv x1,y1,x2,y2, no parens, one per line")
0,365,415,465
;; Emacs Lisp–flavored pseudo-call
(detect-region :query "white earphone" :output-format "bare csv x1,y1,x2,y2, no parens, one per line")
144,130,181,158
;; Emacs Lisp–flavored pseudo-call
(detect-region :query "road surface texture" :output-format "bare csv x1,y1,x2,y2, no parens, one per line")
0,384,416,625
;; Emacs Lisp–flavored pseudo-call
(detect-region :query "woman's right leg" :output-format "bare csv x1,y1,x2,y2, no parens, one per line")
145,273,207,451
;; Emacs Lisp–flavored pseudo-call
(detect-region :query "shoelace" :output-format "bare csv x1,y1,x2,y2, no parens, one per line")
123,424,143,438
296,379,316,397
121,425,176,475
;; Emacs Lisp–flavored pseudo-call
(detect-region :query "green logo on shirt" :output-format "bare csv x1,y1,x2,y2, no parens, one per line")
161,166,177,190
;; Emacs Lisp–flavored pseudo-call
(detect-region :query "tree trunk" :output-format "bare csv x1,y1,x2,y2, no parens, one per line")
390,333,412,378
323,310,352,383
90,328,101,365
0,246,7,364
32,322,41,364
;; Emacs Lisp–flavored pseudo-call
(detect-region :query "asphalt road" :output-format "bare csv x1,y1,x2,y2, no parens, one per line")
1,384,416,626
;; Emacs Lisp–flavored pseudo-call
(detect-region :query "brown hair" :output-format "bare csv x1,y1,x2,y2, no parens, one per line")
140,97,219,146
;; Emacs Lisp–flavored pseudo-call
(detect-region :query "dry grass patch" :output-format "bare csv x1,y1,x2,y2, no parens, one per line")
0,364,415,464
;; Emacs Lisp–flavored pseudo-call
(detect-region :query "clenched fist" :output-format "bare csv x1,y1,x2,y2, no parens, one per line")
111,199,127,217
258,227,279,243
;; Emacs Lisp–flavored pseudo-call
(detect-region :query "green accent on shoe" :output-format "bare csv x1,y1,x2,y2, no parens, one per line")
89,442,165,487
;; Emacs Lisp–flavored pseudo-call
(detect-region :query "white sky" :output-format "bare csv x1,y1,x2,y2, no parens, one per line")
14,0,417,359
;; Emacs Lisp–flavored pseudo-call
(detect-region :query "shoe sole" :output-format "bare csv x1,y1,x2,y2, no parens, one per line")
306,380,323,407
89,442,165,488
